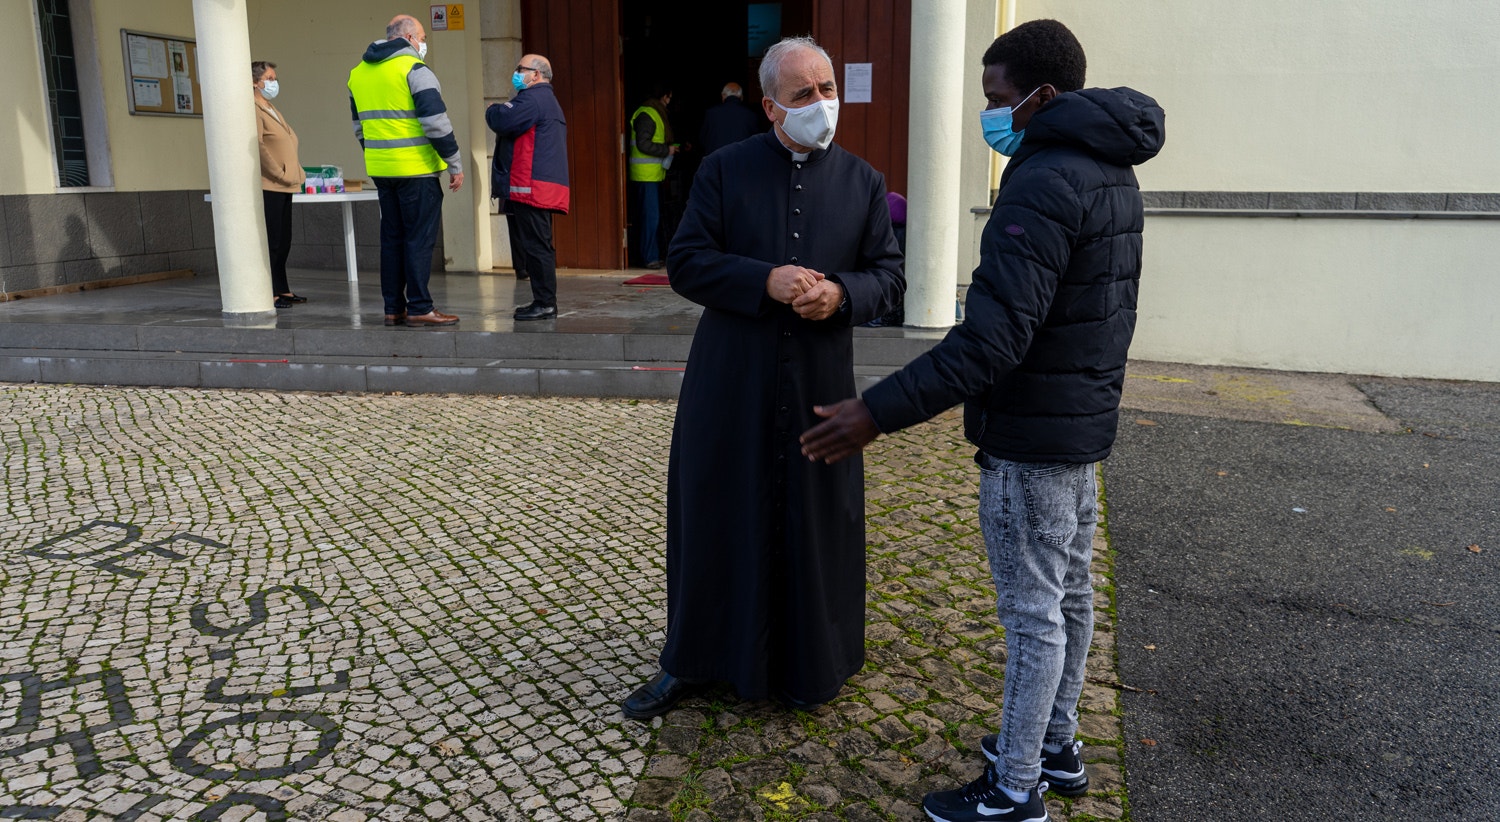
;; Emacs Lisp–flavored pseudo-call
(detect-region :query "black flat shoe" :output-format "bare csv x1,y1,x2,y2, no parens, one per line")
514,302,557,321
278,293,308,303
776,692,828,711
274,296,292,309
622,670,704,721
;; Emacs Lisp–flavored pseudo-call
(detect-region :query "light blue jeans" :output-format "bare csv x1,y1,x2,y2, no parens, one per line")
978,453,1097,794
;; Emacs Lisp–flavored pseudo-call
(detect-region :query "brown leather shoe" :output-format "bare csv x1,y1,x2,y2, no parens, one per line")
406,310,459,326
384,313,407,326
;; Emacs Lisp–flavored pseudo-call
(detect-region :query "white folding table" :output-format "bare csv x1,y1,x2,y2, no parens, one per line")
205,190,379,283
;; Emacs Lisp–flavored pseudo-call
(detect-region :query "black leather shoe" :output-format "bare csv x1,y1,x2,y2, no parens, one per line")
776,692,828,711
622,670,703,721
514,302,557,321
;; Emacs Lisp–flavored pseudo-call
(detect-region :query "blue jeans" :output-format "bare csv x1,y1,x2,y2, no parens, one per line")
978,453,1097,794
374,176,444,316
630,180,661,265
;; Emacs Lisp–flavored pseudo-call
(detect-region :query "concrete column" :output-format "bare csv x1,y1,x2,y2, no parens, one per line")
192,0,274,322
903,2,968,328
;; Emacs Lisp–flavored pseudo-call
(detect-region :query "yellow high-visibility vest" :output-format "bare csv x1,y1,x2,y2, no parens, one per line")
628,105,667,183
348,55,445,177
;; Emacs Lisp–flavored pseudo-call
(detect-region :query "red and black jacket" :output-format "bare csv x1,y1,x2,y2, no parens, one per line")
486,82,570,213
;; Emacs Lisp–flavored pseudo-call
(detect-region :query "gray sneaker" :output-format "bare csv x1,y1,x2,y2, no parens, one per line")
980,736,1089,797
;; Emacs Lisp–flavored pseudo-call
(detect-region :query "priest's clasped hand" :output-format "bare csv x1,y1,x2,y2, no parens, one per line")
767,264,823,304
800,398,881,463
792,280,846,321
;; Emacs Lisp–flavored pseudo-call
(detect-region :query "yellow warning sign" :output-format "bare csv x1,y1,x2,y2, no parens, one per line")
446,4,465,31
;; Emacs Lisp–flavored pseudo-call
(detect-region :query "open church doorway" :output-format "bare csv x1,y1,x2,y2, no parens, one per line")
518,0,909,270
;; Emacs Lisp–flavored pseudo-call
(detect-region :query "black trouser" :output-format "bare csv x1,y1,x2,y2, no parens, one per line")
506,201,557,307
374,176,444,316
262,190,294,295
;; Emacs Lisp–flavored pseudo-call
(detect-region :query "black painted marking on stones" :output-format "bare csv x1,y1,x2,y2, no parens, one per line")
168,711,340,781
114,795,169,822
190,585,330,638
0,807,63,819
21,520,140,560
208,649,235,661
192,792,288,821
92,532,227,579
204,670,350,704
0,668,137,780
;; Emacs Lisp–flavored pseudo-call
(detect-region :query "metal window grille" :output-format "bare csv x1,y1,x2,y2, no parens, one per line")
38,0,90,187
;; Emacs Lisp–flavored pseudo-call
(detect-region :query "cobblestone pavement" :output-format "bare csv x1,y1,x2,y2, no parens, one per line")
0,385,1125,821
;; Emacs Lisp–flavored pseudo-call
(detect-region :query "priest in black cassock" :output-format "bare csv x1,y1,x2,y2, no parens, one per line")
621,36,905,720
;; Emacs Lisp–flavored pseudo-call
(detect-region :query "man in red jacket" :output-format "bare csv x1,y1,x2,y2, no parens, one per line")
487,53,570,321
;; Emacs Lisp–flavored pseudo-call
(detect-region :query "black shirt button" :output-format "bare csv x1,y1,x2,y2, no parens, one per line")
793,208,801,215
795,184,803,191
790,256,798,263
792,232,800,239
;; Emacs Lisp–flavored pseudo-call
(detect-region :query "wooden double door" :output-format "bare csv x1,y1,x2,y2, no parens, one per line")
521,0,911,270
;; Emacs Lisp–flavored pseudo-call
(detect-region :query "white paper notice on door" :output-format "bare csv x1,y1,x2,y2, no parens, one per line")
845,63,872,104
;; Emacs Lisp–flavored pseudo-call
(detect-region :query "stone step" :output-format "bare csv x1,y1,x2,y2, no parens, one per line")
0,347,912,399
0,323,940,367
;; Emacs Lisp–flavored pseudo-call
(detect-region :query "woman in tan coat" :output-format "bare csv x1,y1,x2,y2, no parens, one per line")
254,60,306,308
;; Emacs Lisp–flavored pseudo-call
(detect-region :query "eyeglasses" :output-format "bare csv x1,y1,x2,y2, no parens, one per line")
516,65,539,74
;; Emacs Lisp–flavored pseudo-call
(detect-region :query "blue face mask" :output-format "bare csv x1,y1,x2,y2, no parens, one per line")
980,86,1041,156
511,72,527,93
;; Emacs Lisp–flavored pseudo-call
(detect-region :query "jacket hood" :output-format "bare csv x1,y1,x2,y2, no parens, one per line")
363,38,418,64
1020,87,1164,167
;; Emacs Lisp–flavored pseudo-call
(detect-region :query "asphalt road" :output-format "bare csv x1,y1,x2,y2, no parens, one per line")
1106,377,1500,821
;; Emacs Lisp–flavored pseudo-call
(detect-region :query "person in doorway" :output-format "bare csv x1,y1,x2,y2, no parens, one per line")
628,83,678,269
348,14,463,327
698,81,762,157
799,19,1164,822
488,53,569,321
620,36,904,720
863,191,907,327
253,60,306,309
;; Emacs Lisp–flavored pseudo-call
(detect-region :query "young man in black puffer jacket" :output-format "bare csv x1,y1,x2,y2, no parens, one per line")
800,19,1164,822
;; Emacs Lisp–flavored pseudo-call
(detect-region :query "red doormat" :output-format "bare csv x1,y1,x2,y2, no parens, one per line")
623,273,671,286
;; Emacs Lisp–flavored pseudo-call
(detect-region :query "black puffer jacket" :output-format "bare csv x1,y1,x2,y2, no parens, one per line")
863,87,1165,463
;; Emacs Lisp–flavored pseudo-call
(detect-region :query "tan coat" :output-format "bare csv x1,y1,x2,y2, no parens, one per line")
257,100,306,193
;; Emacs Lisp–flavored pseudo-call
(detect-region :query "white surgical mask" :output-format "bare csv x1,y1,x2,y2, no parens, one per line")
416,40,428,60
259,79,279,100
774,96,839,151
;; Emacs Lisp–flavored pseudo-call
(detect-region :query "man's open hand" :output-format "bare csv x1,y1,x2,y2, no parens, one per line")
801,399,880,463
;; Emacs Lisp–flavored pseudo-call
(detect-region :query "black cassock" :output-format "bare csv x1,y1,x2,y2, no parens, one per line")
662,132,904,703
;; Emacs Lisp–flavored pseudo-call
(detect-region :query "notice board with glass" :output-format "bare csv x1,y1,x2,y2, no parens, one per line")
121,29,202,117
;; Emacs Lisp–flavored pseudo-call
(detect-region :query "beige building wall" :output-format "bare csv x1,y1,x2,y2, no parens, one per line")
1023,0,1500,192
1137,218,1500,382
88,0,208,191
993,0,1500,382
7,0,58,194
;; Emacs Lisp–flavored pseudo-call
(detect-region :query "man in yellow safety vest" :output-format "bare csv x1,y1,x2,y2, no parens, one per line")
348,14,465,327
628,84,678,269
